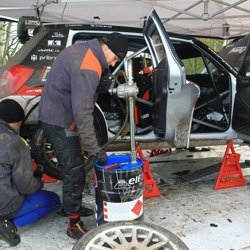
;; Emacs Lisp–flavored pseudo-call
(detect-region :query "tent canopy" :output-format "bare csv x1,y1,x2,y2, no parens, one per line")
0,0,250,38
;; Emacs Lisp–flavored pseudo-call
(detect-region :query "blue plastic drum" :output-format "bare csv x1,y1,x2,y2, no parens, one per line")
95,154,144,225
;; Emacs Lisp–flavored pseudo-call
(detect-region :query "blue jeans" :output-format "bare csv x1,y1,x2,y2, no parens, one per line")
12,190,61,227
41,122,85,216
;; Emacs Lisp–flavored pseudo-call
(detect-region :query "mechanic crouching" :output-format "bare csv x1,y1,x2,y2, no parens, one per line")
0,99,61,247
38,32,129,239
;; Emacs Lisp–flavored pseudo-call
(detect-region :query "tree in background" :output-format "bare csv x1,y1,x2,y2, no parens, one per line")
0,21,21,67
182,38,224,75
199,38,224,52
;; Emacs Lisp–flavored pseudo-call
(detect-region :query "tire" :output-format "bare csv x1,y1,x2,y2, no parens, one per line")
73,220,189,250
31,128,63,180
31,106,108,180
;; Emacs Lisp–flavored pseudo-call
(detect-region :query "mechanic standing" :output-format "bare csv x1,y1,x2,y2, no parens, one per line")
0,99,61,247
38,32,128,239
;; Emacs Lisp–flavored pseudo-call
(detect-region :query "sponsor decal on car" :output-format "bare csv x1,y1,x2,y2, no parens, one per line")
31,54,57,61
38,48,60,53
31,54,38,61
52,31,65,38
25,19,41,26
41,66,51,82
229,46,246,54
48,40,61,46
26,89,43,93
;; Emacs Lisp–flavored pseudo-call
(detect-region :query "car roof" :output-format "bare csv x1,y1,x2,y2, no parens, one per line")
43,22,143,34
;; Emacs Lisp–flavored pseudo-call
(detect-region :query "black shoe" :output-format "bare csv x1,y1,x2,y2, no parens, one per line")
78,206,94,217
59,206,94,217
0,219,20,246
245,160,250,165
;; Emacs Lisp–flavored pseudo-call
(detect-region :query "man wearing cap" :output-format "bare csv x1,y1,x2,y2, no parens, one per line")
0,99,61,247
38,32,128,239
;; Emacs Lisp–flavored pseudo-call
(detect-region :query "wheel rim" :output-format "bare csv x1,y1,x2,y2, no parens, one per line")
85,224,183,249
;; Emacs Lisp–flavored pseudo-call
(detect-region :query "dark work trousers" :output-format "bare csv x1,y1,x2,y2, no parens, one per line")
41,122,85,216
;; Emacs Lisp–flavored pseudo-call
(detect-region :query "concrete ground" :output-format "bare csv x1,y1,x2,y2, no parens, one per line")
0,145,250,250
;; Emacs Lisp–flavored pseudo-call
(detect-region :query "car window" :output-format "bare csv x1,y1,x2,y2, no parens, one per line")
173,40,231,133
182,56,207,75
150,29,165,63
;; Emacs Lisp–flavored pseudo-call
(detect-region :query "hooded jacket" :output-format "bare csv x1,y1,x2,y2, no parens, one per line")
0,120,43,218
39,38,109,156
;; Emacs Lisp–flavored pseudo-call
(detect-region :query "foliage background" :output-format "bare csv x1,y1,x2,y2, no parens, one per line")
0,21,21,67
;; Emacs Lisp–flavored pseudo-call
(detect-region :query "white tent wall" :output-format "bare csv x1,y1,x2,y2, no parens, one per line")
0,0,249,38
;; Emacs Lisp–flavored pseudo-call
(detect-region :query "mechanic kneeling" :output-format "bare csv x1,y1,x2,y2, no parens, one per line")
0,99,61,247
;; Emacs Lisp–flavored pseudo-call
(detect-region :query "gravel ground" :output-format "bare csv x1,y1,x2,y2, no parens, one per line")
0,144,249,250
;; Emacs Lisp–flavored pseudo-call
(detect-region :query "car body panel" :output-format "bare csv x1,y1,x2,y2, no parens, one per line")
0,13,250,151
143,10,200,147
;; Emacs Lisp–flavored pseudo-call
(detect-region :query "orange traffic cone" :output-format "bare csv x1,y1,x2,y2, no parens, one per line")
136,145,160,198
214,140,246,190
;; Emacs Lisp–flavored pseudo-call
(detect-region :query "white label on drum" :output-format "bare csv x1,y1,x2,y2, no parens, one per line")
103,195,143,221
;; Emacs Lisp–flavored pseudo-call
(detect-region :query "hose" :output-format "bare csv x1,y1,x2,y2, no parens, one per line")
85,71,130,172
101,70,129,148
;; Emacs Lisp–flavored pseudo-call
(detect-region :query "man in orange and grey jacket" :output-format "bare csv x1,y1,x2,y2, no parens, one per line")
38,32,128,239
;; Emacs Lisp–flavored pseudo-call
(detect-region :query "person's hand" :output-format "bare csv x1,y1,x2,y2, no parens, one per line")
33,164,44,179
95,149,107,165
96,75,113,93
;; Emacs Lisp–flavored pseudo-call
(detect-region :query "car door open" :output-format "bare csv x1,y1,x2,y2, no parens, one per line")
232,40,250,138
143,10,200,148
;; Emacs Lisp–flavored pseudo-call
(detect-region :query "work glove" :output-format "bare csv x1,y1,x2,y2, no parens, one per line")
33,164,44,179
96,74,113,93
95,149,107,165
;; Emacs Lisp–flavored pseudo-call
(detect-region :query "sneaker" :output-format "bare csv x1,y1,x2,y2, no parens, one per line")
59,206,94,217
0,219,20,246
67,220,88,239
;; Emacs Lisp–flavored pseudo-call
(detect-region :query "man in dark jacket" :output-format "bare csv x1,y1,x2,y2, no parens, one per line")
38,32,128,239
0,99,61,247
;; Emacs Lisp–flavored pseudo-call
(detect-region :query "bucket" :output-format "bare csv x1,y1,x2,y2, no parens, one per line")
94,154,144,225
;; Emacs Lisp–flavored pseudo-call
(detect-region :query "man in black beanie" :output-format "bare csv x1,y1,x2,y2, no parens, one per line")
101,32,128,61
39,32,128,239
0,99,61,247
